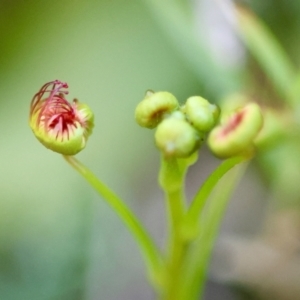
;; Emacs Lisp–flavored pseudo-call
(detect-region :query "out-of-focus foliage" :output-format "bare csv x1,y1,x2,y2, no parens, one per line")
250,0,300,65
0,1,203,299
1,0,300,299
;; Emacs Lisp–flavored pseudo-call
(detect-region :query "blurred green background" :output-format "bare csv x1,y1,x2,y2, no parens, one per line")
1,0,300,299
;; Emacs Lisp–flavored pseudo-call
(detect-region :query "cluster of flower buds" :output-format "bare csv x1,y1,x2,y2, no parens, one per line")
29,80,94,155
135,91,264,159
135,91,219,158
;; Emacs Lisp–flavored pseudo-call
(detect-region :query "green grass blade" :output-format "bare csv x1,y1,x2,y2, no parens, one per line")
236,6,296,104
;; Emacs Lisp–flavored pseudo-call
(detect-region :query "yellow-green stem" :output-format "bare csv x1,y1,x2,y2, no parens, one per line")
184,156,248,234
181,161,248,299
159,157,189,299
63,155,163,288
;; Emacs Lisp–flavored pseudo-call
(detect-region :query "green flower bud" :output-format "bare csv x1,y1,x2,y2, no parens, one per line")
155,112,201,158
208,102,263,158
29,80,94,155
135,91,179,129
184,96,219,132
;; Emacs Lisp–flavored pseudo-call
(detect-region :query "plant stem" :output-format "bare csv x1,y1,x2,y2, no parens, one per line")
158,156,190,300
63,155,163,288
164,190,186,300
181,161,248,299
159,157,186,232
184,156,248,232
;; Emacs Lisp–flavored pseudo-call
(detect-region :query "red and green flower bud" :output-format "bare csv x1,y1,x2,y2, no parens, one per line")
184,96,220,132
135,91,179,129
155,112,201,158
29,80,94,155
208,103,263,158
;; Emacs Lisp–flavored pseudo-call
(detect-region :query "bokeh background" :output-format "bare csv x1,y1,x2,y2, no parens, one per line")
1,0,300,299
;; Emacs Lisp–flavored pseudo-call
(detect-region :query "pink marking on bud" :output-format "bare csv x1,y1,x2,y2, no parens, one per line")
30,80,83,141
220,110,245,137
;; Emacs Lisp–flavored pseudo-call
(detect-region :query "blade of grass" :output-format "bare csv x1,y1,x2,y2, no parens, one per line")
235,5,297,105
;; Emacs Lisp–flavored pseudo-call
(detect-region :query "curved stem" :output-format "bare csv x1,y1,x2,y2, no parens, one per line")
181,161,248,300
185,156,248,231
63,155,163,287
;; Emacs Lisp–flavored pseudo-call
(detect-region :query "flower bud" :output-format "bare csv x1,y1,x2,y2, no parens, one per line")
135,91,179,129
155,112,201,158
208,103,263,158
29,80,94,155
184,96,220,132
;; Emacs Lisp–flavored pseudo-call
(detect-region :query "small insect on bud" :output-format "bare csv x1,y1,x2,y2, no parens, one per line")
135,91,179,129
29,80,94,155
208,102,263,158
155,112,201,158
183,96,220,133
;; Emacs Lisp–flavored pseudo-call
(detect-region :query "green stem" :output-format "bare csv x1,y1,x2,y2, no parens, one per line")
185,156,248,232
158,156,191,300
182,161,248,300
63,155,163,287
159,157,186,232
164,189,186,300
